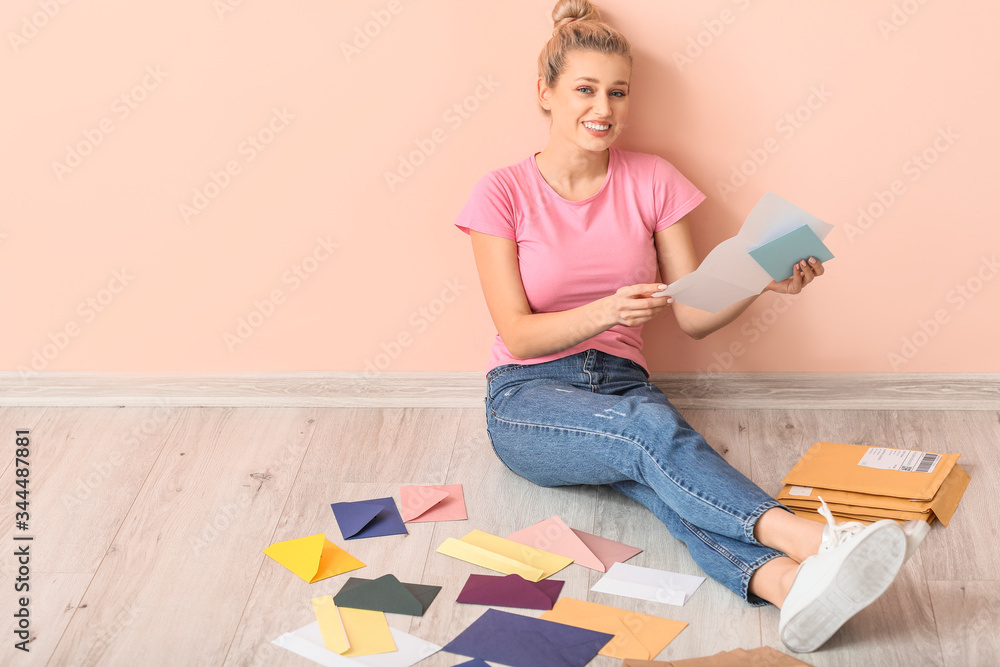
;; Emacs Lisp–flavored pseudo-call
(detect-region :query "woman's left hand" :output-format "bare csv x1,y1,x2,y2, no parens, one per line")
764,257,825,295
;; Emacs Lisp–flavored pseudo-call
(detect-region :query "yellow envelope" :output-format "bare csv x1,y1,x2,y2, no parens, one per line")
263,534,365,583
339,608,396,657
540,597,686,660
782,442,960,500
310,596,349,653
436,529,573,581
779,464,970,526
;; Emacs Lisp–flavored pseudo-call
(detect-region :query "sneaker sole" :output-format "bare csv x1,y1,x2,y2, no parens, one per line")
780,523,906,653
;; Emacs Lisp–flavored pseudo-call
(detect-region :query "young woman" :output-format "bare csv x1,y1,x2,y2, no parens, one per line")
453,0,923,653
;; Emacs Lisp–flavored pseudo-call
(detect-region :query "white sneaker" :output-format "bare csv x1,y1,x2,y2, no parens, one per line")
778,497,906,653
901,520,931,562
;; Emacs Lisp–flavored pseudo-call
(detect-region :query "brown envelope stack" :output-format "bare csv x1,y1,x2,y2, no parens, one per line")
777,442,970,526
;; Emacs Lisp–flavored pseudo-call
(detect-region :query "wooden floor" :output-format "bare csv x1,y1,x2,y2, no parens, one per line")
1,405,997,666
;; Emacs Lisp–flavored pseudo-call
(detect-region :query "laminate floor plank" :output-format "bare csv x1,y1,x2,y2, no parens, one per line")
47,408,316,667
928,580,1000,667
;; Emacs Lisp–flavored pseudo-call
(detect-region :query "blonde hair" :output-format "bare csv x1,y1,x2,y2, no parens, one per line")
537,0,633,115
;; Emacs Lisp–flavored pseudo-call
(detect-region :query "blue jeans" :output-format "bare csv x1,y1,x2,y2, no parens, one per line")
484,348,791,606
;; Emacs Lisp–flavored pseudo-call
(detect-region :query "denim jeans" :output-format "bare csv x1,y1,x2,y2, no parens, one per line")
484,348,791,606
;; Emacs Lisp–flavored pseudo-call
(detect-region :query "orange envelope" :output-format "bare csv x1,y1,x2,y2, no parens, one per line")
263,534,365,583
779,464,970,525
539,597,686,660
791,509,933,526
782,442,960,500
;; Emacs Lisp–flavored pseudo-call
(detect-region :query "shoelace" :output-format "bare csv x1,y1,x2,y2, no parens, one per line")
817,496,866,553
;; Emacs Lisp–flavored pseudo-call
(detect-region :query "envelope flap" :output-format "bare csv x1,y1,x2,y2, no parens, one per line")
928,464,970,526
314,538,365,582
263,533,324,582
333,574,429,616
462,529,573,579
437,537,546,581
457,573,562,610
570,528,642,570
508,516,606,572
399,485,450,521
331,501,384,538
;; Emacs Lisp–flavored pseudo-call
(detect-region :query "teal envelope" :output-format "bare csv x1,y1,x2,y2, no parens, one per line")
333,574,441,616
748,224,834,282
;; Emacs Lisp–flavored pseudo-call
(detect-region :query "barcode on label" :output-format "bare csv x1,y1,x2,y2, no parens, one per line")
913,453,940,473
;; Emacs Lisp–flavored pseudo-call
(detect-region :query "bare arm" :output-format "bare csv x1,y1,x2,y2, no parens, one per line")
654,216,825,340
469,230,670,360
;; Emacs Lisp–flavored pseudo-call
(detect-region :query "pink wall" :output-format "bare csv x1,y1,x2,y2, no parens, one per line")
3,1,997,374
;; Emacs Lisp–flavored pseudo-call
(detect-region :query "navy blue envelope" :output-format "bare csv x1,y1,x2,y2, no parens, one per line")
443,608,614,667
330,496,407,539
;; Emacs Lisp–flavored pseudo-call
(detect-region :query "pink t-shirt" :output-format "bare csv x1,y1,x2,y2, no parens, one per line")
454,147,706,374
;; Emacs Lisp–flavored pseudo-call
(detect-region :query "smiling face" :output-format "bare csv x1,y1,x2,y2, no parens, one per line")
538,48,631,151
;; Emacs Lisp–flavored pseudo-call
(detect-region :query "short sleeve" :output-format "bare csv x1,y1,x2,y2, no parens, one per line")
651,156,707,232
453,172,516,240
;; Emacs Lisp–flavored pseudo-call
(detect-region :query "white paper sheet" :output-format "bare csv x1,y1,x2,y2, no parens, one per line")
590,561,706,606
272,622,441,667
653,192,833,312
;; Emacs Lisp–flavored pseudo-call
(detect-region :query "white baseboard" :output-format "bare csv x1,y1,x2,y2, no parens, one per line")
1,372,998,409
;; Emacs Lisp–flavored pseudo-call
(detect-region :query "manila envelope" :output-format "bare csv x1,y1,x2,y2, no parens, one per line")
782,442,960,500
436,529,573,581
778,464,970,526
540,597,686,660
791,509,934,526
263,534,365,583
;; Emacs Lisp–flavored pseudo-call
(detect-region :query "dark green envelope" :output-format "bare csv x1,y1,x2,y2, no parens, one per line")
333,574,441,616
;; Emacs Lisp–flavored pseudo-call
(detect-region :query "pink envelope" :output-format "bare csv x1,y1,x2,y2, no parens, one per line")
399,484,468,522
507,516,642,572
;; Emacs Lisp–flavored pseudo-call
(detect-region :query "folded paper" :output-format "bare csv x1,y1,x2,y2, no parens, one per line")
273,621,441,667
436,529,573,581
442,608,614,667
456,573,564,610
263,534,365,583
748,224,835,282
652,192,834,312
541,597,686,660
333,574,440,616
399,483,467,522
782,442,960,500
338,608,396,657
507,516,642,572
331,497,408,539
591,561,705,606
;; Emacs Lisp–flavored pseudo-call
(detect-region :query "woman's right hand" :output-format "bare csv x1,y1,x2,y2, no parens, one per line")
605,283,674,327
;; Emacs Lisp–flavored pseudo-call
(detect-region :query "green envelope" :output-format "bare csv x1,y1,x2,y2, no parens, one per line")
333,574,441,616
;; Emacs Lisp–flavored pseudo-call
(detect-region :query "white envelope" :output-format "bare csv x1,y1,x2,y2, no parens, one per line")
273,622,441,667
654,191,833,312
590,561,705,606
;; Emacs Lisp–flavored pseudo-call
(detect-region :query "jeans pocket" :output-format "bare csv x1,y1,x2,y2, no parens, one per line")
623,358,650,379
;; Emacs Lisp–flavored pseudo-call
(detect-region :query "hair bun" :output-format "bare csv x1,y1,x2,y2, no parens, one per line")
552,0,601,33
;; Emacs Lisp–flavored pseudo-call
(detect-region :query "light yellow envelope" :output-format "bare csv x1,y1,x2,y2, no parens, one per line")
540,597,686,660
310,595,349,653
779,464,970,526
340,608,396,657
436,529,573,581
782,442,960,500
263,534,365,583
